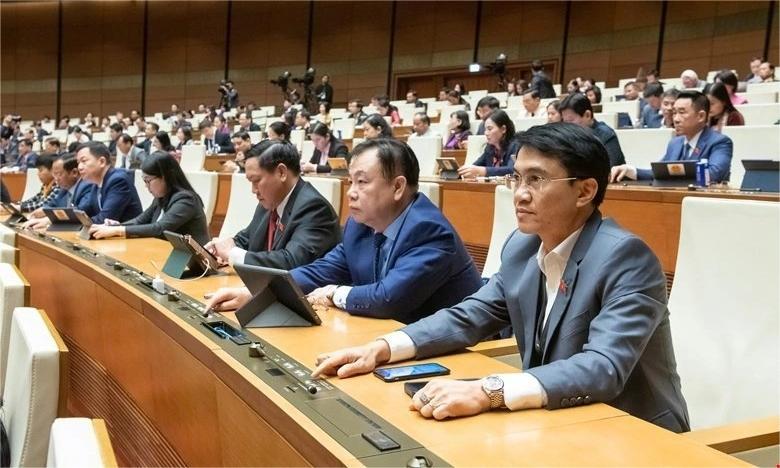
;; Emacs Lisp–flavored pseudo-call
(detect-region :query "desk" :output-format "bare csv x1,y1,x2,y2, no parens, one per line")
11,227,741,466
1,172,26,200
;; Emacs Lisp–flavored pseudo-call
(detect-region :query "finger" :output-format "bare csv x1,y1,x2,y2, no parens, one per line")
417,401,434,418
431,403,451,420
312,354,349,378
335,359,372,379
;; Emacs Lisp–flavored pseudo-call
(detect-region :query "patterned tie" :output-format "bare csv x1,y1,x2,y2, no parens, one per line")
266,210,278,251
373,233,387,281
682,143,691,160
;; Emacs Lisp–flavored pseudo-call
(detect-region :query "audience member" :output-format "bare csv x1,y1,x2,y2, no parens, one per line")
530,59,557,98
639,83,664,128
409,113,438,139
559,93,626,167
758,61,775,82
546,100,562,124
377,98,402,126
152,131,176,158
459,110,518,178
585,86,602,104
446,90,469,109
11,138,37,171
200,119,233,153
314,74,334,105
362,114,394,139
19,153,59,212
294,109,312,134
405,90,426,108
437,87,450,102
136,122,159,154
661,89,680,128
746,57,763,83
316,102,333,128
267,121,291,142
519,89,546,118
680,69,705,90
348,100,369,125
444,111,471,150
76,141,143,223
713,70,747,105
302,122,350,174
175,127,194,150
238,112,261,132
115,133,148,169
706,82,745,132
108,122,123,155
474,96,500,135
43,137,62,156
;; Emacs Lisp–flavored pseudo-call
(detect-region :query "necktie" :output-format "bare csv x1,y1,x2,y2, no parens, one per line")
266,210,279,251
529,271,548,368
64,191,72,207
373,233,387,282
97,190,102,210
682,143,691,160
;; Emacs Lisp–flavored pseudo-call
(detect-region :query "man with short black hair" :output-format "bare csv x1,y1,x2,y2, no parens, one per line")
205,142,340,269
200,118,233,153
660,89,680,128
11,138,37,171
43,137,62,156
136,121,159,154
520,89,546,118
405,90,426,109
115,134,148,169
530,59,556,98
639,83,664,128
611,91,733,183
746,57,763,83
315,74,333,105
475,96,501,135
309,124,690,434
559,93,626,167
75,141,142,223
237,112,260,132
347,100,368,125
758,61,775,82
409,112,438,138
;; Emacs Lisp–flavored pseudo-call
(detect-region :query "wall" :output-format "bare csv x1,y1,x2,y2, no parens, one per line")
1,0,776,120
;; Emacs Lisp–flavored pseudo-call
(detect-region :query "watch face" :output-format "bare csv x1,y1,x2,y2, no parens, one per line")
484,376,503,391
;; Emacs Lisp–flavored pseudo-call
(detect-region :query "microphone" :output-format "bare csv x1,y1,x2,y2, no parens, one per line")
248,342,319,394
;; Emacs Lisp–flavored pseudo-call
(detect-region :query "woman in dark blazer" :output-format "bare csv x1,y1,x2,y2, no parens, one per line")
457,109,518,178
301,122,349,174
89,151,210,244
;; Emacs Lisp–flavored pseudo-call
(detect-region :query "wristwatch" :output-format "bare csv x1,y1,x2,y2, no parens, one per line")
482,375,505,409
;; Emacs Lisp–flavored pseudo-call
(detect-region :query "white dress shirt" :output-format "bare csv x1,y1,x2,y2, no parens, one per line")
228,184,295,265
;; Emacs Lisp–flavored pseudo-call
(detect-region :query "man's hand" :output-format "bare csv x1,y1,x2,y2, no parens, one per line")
311,340,391,379
90,225,125,239
23,217,51,231
306,284,338,308
29,207,45,219
205,236,235,262
609,164,637,183
411,379,491,421
203,286,252,311
301,161,317,173
457,165,487,179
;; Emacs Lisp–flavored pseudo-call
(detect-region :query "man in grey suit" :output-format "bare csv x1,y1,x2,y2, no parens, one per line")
312,123,690,433
115,134,147,170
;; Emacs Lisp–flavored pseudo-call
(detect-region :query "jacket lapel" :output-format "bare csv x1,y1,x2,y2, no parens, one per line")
541,210,603,360
271,180,304,250
518,253,543,370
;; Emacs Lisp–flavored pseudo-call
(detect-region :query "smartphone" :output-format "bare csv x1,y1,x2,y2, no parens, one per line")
373,363,449,382
403,378,479,397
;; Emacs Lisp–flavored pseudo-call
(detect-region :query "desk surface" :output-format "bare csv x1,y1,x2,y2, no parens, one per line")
10,225,743,466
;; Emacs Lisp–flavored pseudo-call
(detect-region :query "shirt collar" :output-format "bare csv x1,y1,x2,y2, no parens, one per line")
275,181,296,218
377,196,415,242
685,129,704,149
536,226,584,275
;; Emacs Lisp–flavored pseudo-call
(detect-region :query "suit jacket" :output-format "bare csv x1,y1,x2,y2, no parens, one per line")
473,140,520,177
43,178,95,211
233,179,340,269
136,139,152,154
204,133,234,153
402,210,690,432
123,190,210,244
640,105,663,128
637,126,733,182
531,71,557,99
309,139,349,173
291,193,483,323
590,120,626,167
88,167,143,223
115,146,148,170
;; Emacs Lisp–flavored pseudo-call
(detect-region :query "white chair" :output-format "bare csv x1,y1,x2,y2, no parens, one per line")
465,135,487,165
290,129,305,153
482,185,516,278
426,101,445,118
406,136,442,177
4,307,68,468
133,171,155,210
552,84,562,96
302,176,341,216
180,145,206,172
506,95,523,109
219,173,256,238
722,125,780,188
601,87,624,103
248,131,263,144
615,128,674,168
332,118,355,140
503,108,522,120
22,168,42,201
0,243,17,264
468,119,481,136
417,181,440,207
746,81,780,94
513,117,547,131
603,100,641,119
617,78,634,89
301,140,315,163
469,90,488,100
46,418,117,467
0,224,15,246
594,112,618,128
184,171,218,224
734,103,780,126
0,263,27,398
51,130,68,144
669,198,779,430
487,92,508,107
168,135,180,148
90,132,110,144
659,77,683,89
737,92,777,104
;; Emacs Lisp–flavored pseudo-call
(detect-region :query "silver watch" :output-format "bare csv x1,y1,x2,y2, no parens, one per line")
482,375,505,409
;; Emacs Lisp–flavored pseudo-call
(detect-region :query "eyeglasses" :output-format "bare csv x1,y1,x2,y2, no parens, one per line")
142,176,158,185
511,174,578,192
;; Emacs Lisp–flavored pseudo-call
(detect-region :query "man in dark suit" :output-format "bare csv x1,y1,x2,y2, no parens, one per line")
75,141,142,223
205,139,483,324
114,134,148,169
311,124,690,433
199,119,234,154
107,122,123,156
530,59,556,99
559,93,626,167
314,74,333,105
237,112,261,133
610,90,733,183
205,142,340,269
135,122,158,154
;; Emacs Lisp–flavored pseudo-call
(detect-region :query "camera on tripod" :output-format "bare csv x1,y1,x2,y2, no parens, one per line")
291,68,316,87
270,71,291,90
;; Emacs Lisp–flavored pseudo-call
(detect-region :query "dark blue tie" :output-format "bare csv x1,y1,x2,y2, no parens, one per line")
681,143,691,160
373,233,387,282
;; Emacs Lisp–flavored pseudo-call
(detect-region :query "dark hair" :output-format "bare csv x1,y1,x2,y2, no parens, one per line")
67,142,80,153
451,110,471,132
232,130,250,142
677,90,710,115
118,133,134,145
34,152,57,170
319,101,331,113
647,68,659,77
642,82,664,99
714,69,738,90
485,110,516,149
77,141,111,161
586,86,602,103
662,88,680,100
452,82,466,94
475,96,501,120
198,118,212,130
109,123,123,133
558,93,594,118
407,90,418,98
706,82,736,114
623,81,637,90
531,59,544,72
177,126,193,142
364,114,393,138
414,112,430,126
349,100,364,109
523,89,540,99
267,121,290,141
351,138,419,189
517,123,610,207
250,142,301,175
376,97,391,110
147,122,160,132
310,122,332,139
141,151,203,207
44,137,61,148
59,152,78,172
154,131,175,152
447,89,462,100
18,138,32,148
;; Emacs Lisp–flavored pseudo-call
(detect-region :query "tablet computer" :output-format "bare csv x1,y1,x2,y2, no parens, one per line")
162,230,220,277
1,202,27,223
42,207,89,231
328,157,349,176
650,160,697,187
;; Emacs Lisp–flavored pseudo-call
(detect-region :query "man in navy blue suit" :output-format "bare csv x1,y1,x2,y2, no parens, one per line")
75,141,142,223
205,139,483,324
610,90,733,184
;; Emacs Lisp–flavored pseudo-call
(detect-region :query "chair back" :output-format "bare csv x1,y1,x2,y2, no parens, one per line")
406,136,442,177
418,182,440,208
482,185,516,277
133,170,155,210
184,171,219,224
0,263,28,399
722,125,780,188
46,418,117,467
180,145,206,172
22,168,42,201
219,173,256,238
465,135,487,165
615,128,675,168
302,177,341,216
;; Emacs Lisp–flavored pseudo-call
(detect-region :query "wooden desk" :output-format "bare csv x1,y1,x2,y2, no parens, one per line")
204,154,236,172
12,228,741,466
1,171,26,200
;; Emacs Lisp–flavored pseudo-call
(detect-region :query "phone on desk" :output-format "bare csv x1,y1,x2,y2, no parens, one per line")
373,362,449,382
403,378,479,397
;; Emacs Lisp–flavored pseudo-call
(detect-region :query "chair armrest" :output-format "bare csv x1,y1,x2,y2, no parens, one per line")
467,338,518,358
683,416,779,454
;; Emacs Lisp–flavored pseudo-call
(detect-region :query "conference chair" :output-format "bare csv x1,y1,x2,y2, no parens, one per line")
594,112,618,128
301,140,315,163
406,136,442,177
465,135,487,165
425,101,445,119
21,168,42,201
332,118,355,140
417,181,440,207
0,224,15,246
0,263,28,398
503,108,522,120
90,132,110,144
552,84,562,96
615,128,675,168
180,145,206,172
601,87,624,103
469,119,482,136
3,307,69,468
302,176,341,216
481,185,516,279
134,171,155,210
487,92,508,107
46,418,118,468
506,95,523,109
513,117,547,132
603,100,641,120
738,92,778,104
290,129,305,153
722,125,780,188
734,103,780,126
219,172,256,238
670,197,779,464
184,171,218,224
746,81,780,94
248,131,263,144
0,243,17,264
51,130,68,144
